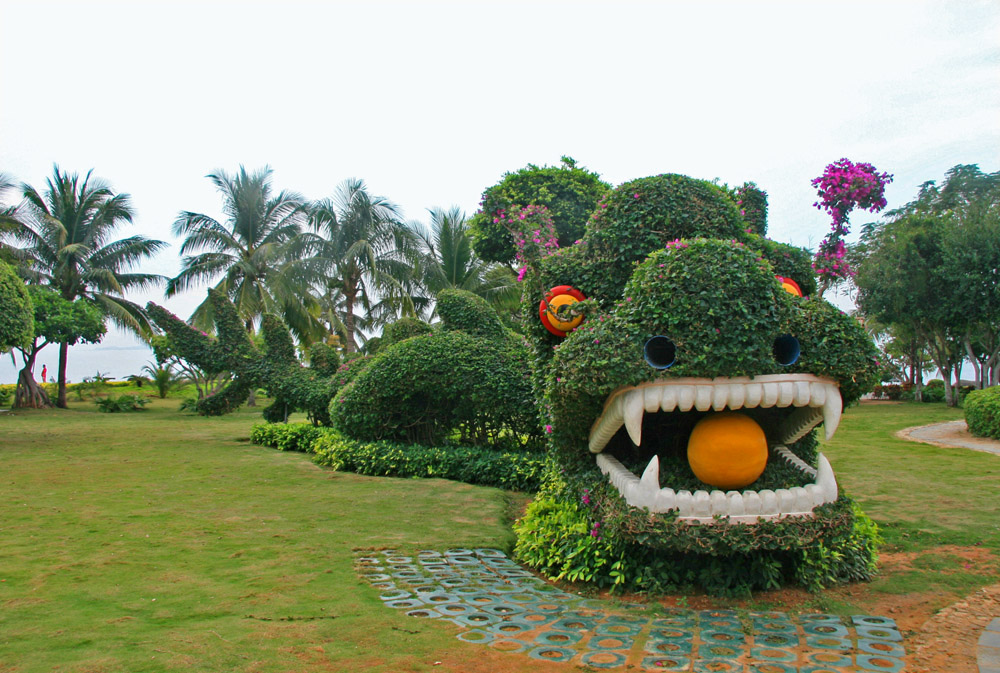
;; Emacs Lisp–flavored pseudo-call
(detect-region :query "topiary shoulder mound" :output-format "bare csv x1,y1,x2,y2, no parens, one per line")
330,289,543,450
514,172,882,595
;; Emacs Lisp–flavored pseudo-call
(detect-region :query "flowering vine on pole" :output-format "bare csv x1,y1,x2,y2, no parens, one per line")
811,158,893,291
496,204,560,282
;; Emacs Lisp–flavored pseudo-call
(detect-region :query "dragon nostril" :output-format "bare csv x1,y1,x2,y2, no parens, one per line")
773,335,800,366
644,336,676,369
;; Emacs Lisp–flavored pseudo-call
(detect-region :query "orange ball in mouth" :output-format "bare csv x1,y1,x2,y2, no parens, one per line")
687,412,768,490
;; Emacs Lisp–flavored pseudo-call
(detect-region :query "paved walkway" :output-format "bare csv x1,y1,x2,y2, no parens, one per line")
981,618,1000,673
897,421,1000,672
896,420,1000,456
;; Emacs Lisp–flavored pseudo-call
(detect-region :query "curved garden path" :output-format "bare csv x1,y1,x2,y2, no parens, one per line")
897,418,1000,672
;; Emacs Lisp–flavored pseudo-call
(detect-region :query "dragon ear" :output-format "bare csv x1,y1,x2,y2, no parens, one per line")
776,276,803,297
539,285,586,337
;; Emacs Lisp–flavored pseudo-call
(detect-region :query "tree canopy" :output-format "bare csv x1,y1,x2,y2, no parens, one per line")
854,164,1000,402
468,156,611,265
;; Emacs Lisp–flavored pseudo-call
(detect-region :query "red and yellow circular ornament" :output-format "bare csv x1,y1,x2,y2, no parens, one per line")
539,285,586,337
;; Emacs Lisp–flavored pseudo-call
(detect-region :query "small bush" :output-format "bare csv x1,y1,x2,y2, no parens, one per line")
965,386,1000,439
0,386,11,407
311,432,544,492
94,394,150,413
250,422,328,453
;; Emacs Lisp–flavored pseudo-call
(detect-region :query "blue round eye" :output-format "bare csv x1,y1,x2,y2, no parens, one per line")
644,336,676,369
774,335,800,366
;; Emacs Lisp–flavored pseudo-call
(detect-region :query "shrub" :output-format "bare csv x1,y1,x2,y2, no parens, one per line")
250,422,328,452
382,317,433,346
331,330,541,449
468,157,611,265
965,386,1000,439
94,394,150,413
0,386,12,407
311,432,545,492
514,489,879,596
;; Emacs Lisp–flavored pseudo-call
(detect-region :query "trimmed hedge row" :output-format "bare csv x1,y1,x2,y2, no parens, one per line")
249,422,545,492
311,433,545,492
965,386,1000,439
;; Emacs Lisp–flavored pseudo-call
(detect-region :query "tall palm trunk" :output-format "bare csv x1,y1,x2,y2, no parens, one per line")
56,341,69,408
344,281,358,353
244,317,257,407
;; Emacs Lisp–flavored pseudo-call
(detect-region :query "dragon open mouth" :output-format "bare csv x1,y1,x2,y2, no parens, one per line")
588,374,842,523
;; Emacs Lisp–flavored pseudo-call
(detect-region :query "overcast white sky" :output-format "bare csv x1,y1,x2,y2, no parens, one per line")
2,0,998,383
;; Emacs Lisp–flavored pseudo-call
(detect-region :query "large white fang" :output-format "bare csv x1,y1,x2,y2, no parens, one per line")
624,391,644,446
823,391,842,440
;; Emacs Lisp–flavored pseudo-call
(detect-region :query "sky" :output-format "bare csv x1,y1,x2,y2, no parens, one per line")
1,0,998,384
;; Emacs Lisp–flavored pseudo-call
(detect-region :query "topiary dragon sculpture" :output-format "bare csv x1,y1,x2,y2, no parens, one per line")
513,174,882,594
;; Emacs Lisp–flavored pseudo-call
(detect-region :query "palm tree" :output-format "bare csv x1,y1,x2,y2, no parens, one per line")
167,166,322,342
0,166,166,407
410,207,520,322
303,179,419,352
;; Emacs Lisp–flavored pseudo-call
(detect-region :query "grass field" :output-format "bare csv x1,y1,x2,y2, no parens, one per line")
0,397,997,671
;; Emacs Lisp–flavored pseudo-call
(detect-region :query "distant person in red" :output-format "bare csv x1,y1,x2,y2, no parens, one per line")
41,364,47,383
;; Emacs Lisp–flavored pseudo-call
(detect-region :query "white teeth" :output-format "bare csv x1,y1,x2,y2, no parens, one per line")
777,382,795,407
823,391,842,440
644,386,662,413
694,386,713,411
762,383,779,407
678,386,694,411
727,384,745,410
711,385,729,411
810,381,827,406
596,449,840,524
778,405,825,446
587,375,840,456
661,386,677,412
794,381,811,406
624,391,644,446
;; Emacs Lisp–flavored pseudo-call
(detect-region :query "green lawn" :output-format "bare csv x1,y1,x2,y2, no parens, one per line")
0,399,520,672
1,398,997,671
821,401,1000,599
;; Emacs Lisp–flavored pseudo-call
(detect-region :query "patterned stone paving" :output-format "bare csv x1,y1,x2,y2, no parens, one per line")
358,548,908,672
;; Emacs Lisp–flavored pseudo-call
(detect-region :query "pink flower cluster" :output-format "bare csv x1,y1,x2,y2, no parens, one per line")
811,159,892,284
495,205,559,281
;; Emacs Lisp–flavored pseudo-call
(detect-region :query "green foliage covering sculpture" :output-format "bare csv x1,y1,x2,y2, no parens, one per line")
469,157,611,265
147,290,338,424
512,172,881,595
330,289,543,450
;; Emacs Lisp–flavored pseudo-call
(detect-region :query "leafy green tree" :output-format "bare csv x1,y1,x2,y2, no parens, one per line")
303,178,419,352
468,156,611,265
167,166,322,343
12,286,106,408
0,166,166,407
0,260,33,354
854,164,1000,403
854,215,964,404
